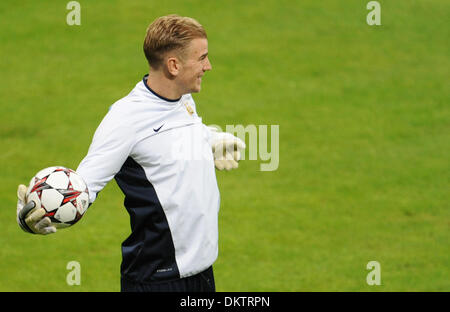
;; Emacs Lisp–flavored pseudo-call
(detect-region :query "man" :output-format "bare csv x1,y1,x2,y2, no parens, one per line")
16,15,245,292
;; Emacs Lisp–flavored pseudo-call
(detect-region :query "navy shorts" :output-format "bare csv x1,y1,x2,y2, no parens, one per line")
121,266,215,292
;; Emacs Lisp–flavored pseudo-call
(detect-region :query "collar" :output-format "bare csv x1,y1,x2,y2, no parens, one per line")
142,74,181,103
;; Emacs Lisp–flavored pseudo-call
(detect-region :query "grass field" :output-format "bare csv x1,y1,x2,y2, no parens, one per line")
0,0,448,291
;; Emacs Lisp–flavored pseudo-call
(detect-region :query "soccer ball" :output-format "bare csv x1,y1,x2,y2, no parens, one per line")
26,166,89,228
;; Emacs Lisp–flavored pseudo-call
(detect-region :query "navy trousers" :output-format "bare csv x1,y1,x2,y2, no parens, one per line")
121,266,215,292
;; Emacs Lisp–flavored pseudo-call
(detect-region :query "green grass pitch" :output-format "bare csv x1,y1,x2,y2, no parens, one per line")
0,0,448,291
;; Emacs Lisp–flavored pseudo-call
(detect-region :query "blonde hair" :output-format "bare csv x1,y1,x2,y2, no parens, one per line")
143,15,207,70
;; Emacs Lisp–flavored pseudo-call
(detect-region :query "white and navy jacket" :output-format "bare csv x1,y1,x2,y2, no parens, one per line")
77,75,220,283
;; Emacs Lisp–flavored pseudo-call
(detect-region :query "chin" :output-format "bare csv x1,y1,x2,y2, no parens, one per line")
190,85,201,93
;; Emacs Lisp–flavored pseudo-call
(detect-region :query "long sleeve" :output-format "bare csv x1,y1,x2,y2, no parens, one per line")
76,117,137,204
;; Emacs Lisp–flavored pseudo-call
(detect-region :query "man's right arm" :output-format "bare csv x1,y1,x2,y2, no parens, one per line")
17,115,136,235
76,120,137,205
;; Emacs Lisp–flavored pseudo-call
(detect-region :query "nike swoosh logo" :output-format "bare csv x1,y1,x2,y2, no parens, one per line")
153,124,164,132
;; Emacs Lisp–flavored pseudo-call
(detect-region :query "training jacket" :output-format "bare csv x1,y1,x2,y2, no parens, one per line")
77,75,220,283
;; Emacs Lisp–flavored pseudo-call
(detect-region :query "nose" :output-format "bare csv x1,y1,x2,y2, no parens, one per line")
204,57,212,71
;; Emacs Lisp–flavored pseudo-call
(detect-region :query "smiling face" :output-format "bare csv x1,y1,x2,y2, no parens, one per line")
175,38,212,94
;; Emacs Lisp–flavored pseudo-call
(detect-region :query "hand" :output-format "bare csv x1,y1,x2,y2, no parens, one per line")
17,184,56,235
208,127,246,171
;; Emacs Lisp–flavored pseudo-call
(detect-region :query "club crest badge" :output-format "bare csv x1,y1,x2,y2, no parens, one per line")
184,101,194,115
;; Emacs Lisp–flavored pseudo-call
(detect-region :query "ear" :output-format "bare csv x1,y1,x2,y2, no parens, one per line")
166,57,181,76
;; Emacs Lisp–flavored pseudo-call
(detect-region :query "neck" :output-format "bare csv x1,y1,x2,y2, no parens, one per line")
146,70,182,101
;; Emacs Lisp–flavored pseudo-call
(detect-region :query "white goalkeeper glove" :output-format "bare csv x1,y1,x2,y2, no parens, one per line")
17,184,56,235
208,126,246,171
